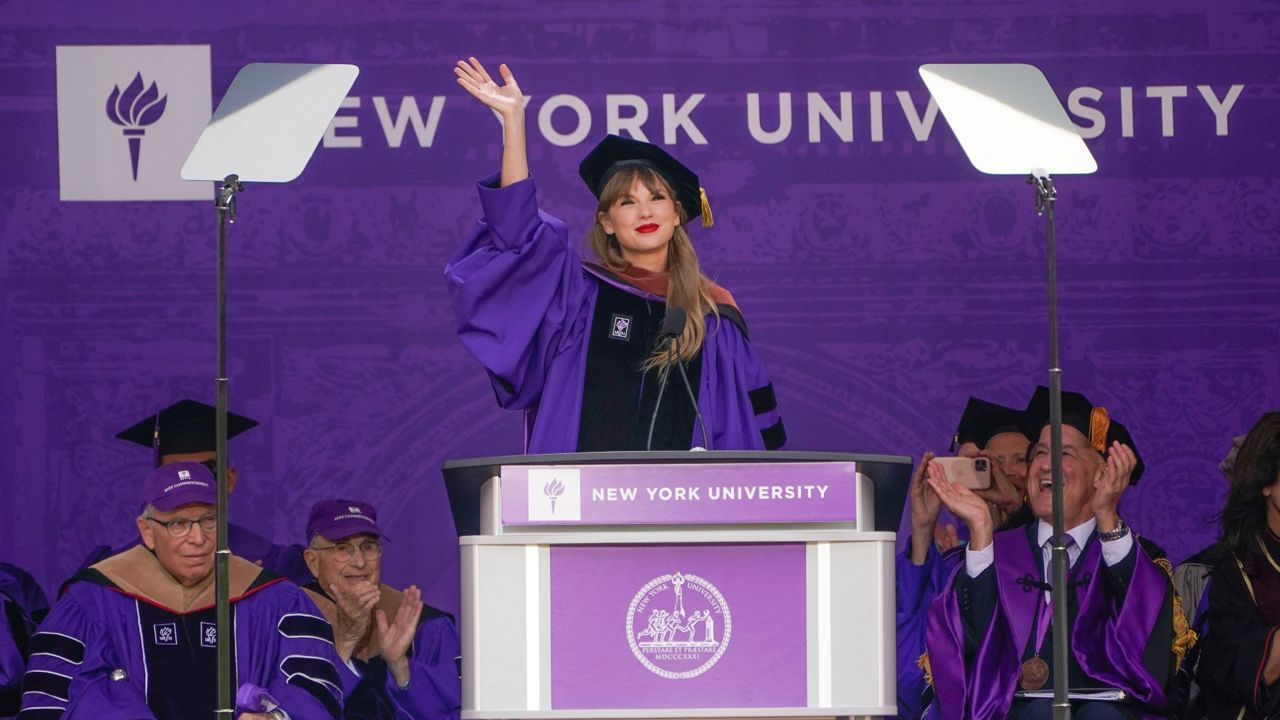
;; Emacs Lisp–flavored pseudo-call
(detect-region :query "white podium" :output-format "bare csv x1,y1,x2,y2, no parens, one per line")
443,451,912,720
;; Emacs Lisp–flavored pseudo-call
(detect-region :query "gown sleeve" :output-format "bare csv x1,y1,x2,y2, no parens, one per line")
19,588,151,719
1197,556,1280,717
699,313,785,451
896,542,936,720
384,613,462,720
444,174,589,410
253,584,358,720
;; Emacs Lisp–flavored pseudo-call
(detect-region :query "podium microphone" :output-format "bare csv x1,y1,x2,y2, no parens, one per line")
645,308,687,451
644,308,712,451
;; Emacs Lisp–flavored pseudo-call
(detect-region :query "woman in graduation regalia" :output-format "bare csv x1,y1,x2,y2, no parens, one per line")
1197,411,1280,719
446,57,785,454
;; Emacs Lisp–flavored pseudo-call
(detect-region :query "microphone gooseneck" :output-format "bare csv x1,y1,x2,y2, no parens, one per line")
645,308,688,451
673,334,712,450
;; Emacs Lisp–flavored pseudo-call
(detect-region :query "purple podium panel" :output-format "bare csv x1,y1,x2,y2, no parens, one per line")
502,461,856,526
549,543,808,709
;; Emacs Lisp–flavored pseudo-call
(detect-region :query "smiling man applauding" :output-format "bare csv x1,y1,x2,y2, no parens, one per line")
302,500,461,720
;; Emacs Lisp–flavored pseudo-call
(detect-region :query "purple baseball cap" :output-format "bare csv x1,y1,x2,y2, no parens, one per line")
141,461,216,512
306,499,384,542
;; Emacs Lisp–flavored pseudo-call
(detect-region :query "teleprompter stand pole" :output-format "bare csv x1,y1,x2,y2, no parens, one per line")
214,174,243,720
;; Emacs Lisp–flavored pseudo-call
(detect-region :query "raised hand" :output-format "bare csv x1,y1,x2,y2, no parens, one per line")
454,56,528,186
926,460,994,551
909,452,942,564
329,580,381,661
454,57,523,119
378,585,424,689
1091,442,1136,531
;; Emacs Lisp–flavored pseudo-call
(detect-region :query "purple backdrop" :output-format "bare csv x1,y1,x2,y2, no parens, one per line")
1,1,1278,616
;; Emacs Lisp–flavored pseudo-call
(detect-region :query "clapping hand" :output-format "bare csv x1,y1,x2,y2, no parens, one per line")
926,460,994,551
330,580,380,662
378,585,425,689
1091,442,1136,530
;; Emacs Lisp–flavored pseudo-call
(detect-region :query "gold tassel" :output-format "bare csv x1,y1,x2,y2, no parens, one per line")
1155,556,1199,671
917,651,933,687
699,187,714,228
1089,406,1110,454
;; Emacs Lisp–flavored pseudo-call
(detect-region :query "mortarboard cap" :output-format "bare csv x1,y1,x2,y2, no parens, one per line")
1023,385,1144,485
306,499,385,543
140,461,216,512
952,397,1027,451
578,134,714,227
116,399,259,465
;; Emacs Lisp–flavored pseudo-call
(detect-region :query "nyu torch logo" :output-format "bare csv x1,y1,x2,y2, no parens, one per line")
544,478,565,515
527,468,580,521
105,72,168,180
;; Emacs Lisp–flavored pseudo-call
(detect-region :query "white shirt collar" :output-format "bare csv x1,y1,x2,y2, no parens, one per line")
1036,517,1096,550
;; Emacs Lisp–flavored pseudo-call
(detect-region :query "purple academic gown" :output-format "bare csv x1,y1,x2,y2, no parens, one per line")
303,582,461,720
445,174,782,454
925,527,1173,720
348,612,460,720
896,543,962,720
2,563,49,716
22,554,354,719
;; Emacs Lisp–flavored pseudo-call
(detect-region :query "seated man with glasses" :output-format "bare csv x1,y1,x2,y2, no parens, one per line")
302,499,461,720
22,462,355,718
77,399,310,585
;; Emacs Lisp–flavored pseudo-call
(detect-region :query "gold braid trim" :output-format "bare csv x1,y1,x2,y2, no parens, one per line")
918,651,933,687
1155,556,1198,671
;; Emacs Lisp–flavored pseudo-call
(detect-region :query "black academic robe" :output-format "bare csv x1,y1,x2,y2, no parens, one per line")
1197,533,1280,719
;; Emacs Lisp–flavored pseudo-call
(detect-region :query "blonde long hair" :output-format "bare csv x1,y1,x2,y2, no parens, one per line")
588,166,718,371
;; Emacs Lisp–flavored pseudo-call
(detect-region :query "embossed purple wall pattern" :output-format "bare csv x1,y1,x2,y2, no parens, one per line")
1,2,1277,614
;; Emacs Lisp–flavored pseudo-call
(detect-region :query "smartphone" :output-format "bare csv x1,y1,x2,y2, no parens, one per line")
935,456,992,490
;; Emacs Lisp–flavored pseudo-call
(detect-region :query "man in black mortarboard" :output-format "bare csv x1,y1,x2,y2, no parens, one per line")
898,395,1032,720
73,399,311,586
923,386,1189,720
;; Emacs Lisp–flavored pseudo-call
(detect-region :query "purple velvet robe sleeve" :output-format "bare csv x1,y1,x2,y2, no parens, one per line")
896,542,936,720
384,613,462,720
698,314,779,450
1071,543,1173,708
60,674,153,719
20,588,131,717
445,174,588,411
896,542,964,719
246,582,353,719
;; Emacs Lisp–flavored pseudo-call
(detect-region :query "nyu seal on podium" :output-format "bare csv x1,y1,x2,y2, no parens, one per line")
627,571,732,679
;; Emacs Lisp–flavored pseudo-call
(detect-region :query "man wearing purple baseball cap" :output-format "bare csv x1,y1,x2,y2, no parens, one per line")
74,399,311,586
302,499,462,720
22,462,357,719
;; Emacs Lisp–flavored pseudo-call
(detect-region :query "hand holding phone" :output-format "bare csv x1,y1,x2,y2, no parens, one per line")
933,456,992,490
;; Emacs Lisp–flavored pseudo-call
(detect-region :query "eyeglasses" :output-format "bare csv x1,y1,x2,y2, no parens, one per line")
146,514,217,538
313,540,383,563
